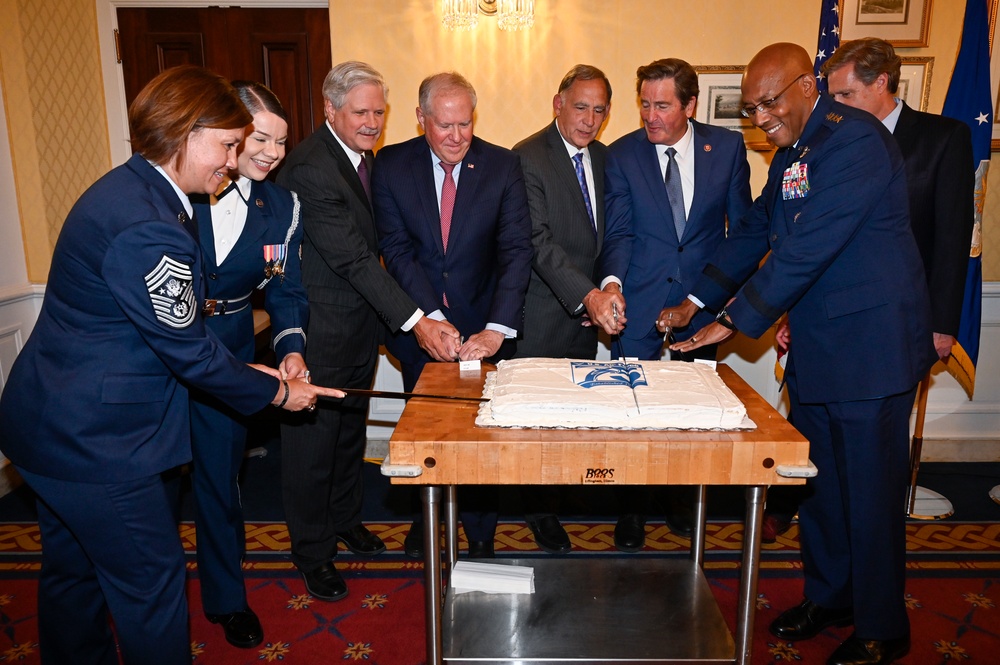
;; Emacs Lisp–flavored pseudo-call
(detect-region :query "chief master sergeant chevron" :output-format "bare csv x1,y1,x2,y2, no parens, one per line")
661,43,935,665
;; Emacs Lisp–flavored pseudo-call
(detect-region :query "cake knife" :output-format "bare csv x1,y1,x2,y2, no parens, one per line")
320,389,488,403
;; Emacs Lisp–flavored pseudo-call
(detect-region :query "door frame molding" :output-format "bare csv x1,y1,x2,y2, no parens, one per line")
96,0,329,166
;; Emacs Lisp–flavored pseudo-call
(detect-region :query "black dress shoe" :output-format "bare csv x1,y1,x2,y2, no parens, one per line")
207,608,263,649
404,521,423,559
770,598,854,641
301,561,348,601
827,633,909,665
467,539,494,558
336,524,386,556
663,488,694,537
614,514,647,553
526,514,571,554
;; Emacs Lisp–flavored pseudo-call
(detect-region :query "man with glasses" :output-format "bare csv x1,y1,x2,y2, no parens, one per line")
602,58,752,551
662,42,934,665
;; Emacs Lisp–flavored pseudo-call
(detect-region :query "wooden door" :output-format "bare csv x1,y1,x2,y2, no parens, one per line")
116,7,330,153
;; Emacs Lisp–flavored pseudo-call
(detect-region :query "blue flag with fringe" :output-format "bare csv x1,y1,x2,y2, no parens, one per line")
940,0,990,399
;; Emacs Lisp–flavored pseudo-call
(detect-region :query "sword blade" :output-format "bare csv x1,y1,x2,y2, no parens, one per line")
320,388,488,403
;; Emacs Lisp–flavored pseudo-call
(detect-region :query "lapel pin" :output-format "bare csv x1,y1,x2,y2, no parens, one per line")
256,198,264,208
799,146,811,158
467,163,475,169
177,212,187,224
704,144,712,152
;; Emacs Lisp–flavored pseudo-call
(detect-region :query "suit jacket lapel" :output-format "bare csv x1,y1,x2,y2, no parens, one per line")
127,154,193,232
892,102,918,149
591,145,606,245
636,132,674,231
546,123,594,229
449,138,484,250
410,139,445,254
227,181,270,263
196,201,219,269
688,122,711,233
322,129,371,213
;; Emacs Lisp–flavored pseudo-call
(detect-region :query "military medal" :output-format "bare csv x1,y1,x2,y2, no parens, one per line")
263,243,287,282
782,161,810,200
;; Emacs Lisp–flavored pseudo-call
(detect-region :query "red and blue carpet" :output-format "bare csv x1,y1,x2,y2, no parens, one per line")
1,520,998,663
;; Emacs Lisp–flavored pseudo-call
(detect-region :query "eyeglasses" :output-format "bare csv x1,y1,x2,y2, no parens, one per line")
740,73,809,118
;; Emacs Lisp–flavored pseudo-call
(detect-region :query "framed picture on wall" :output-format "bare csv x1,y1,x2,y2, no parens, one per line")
839,0,933,48
898,57,933,112
693,66,772,152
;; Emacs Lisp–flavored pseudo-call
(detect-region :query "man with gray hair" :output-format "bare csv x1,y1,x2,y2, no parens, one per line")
279,61,460,601
509,64,622,553
373,72,533,558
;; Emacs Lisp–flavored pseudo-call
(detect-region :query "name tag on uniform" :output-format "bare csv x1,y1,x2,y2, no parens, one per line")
782,161,810,200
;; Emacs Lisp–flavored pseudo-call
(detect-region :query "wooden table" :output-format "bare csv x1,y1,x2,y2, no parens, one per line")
388,362,810,665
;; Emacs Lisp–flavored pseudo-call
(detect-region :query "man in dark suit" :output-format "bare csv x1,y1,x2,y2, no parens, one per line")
823,37,975,359
372,72,533,558
278,61,460,601
602,58,752,549
665,43,936,665
510,64,624,553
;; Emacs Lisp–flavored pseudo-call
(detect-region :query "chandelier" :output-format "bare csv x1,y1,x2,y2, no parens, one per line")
441,0,535,31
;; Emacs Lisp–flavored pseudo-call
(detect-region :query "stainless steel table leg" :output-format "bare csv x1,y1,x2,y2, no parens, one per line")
421,486,443,665
691,483,707,567
444,485,459,567
736,485,766,665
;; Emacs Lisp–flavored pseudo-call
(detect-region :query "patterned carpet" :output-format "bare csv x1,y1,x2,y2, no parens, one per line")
5,519,999,573
1,519,999,663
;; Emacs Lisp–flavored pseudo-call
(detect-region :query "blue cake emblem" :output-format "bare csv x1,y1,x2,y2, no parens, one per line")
570,361,648,389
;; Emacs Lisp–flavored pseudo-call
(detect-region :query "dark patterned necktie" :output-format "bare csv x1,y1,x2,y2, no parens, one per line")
357,154,371,202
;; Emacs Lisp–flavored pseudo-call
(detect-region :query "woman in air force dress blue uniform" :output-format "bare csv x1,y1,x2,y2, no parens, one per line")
188,81,308,649
0,66,340,665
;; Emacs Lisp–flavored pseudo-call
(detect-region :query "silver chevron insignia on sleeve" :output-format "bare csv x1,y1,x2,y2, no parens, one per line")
145,255,196,329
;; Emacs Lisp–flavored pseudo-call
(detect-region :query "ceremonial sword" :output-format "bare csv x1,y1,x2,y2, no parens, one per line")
320,389,488,403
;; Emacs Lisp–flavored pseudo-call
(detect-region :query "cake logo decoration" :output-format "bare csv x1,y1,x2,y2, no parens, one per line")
571,361,648,389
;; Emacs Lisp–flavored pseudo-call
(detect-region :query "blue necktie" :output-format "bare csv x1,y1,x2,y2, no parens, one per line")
665,147,686,241
572,152,597,235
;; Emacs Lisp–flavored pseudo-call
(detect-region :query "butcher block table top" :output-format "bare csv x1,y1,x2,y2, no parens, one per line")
388,362,808,487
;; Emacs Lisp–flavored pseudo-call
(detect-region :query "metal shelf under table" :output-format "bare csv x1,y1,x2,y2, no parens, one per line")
444,557,733,663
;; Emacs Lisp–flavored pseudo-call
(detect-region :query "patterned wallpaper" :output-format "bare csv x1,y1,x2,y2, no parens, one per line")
1,0,110,282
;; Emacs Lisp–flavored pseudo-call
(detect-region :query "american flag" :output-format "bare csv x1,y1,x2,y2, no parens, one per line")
940,0,991,399
814,0,841,94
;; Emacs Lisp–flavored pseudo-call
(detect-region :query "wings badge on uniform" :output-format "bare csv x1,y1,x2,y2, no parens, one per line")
145,255,196,329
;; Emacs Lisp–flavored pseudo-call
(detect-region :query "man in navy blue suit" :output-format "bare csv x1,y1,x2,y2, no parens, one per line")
277,62,461,603
372,72,533,558
602,58,752,549
665,43,936,665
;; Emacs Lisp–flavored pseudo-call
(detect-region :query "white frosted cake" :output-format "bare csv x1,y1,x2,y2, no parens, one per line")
475,358,751,430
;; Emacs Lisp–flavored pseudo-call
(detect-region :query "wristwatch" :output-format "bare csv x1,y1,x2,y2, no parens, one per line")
715,308,738,332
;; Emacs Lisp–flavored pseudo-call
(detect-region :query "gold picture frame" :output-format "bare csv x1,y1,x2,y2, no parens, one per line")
693,66,772,152
839,0,933,48
899,57,933,112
